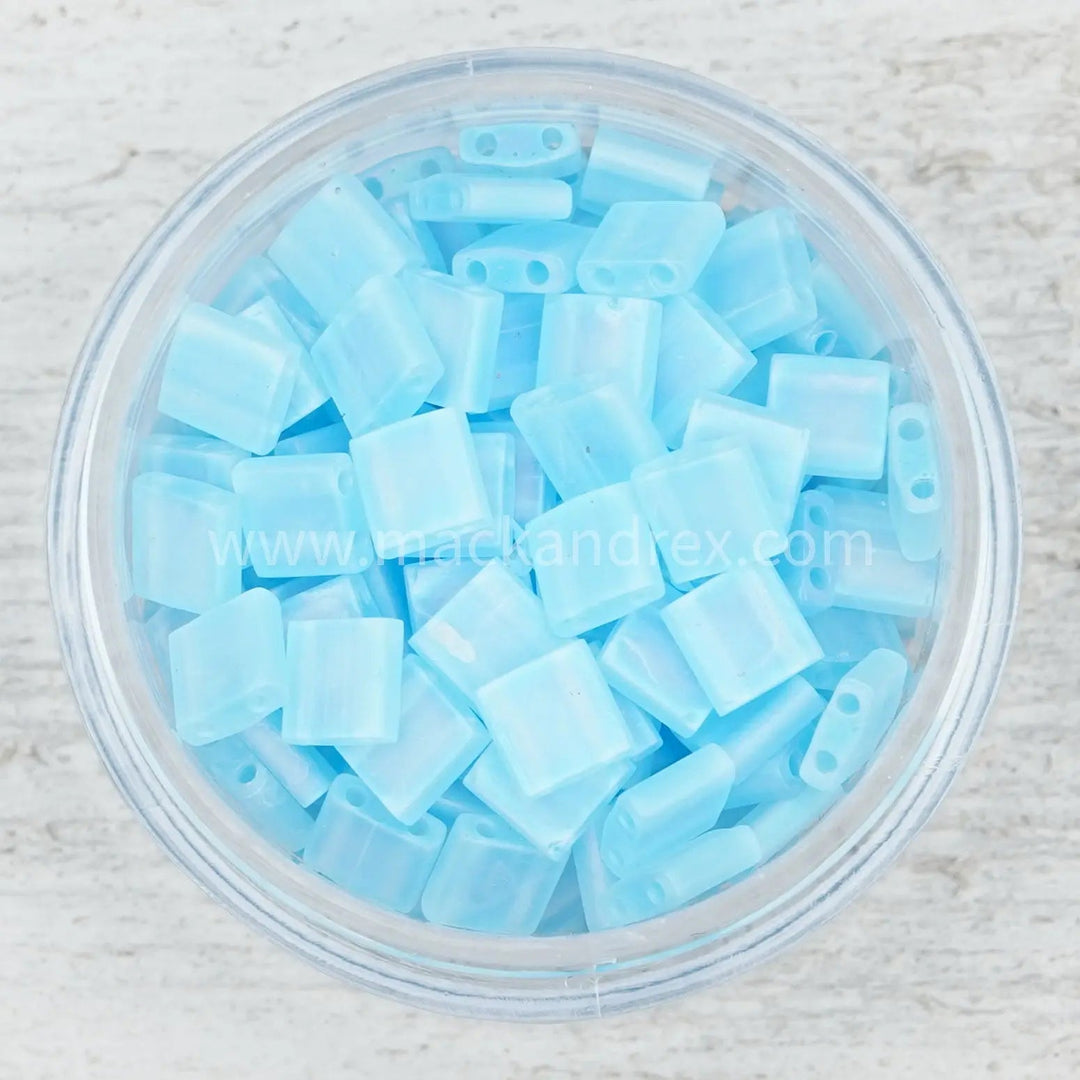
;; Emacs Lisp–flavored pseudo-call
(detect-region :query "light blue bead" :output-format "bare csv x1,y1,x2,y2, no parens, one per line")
310,274,444,437
429,219,489,265
273,421,351,457
728,345,774,405
196,736,314,853
470,415,552,526
158,303,299,455
725,733,811,809
282,617,403,745
403,558,487,632
578,125,712,214
464,745,631,858
212,254,323,346
409,174,573,224
474,640,634,796
536,862,588,935
525,482,666,636
803,608,904,692
358,146,457,201
600,745,735,877
409,560,561,705
597,600,713,737
241,713,337,808
131,472,242,613
460,433,515,556
613,692,663,760
138,433,249,490
350,409,493,560
359,558,411,629
170,588,286,745
141,604,193,690
459,121,584,178
695,208,816,349
682,394,810,532
660,562,824,715
887,403,943,561
652,295,756,444
267,174,419,323
304,774,445,912
800,648,909,790
232,453,375,578
679,676,826,783
338,656,489,825
536,294,661,410
767,354,891,480
776,488,836,615
429,779,489,827
401,269,504,413
451,222,594,293
605,825,762,924
240,295,329,429
631,438,786,584
573,815,626,930
812,485,938,617
487,293,542,410
382,196,447,272
577,201,726,298
511,378,667,502
420,813,568,934
743,785,839,862
279,574,382,631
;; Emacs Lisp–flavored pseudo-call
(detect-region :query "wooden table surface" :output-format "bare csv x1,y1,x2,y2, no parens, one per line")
2,1,1077,1076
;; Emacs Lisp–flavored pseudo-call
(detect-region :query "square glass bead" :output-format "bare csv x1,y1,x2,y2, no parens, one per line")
137,433,249,490
887,402,943,561
409,174,573,223
451,222,595,293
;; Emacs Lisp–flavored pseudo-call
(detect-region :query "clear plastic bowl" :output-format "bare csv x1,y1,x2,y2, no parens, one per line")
47,48,1021,1020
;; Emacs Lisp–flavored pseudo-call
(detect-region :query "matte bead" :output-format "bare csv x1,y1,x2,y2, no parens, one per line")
510,378,666,501
660,562,824,715
241,713,337,808
682,394,810,532
887,403,943,561
232,454,375,578
358,146,456,201
767,354,891,480
429,779,489,827
621,730,690,794
776,488,836,615
359,558,411,628
409,560,561,705
267,174,419,323
382,196,447,273
474,640,634,796
597,600,713,737
695,208,816,349
799,648,909,790
138,433,249,490
401,269,504,413
525,483,665,636
213,254,324,347
464,745,631,857
803,608,905,692
240,294,329,429
728,345,774,405
304,775,445,912
577,201,726,298
459,122,584,178
170,588,287,745
338,657,489,825
195,736,314,853
157,303,299,455
601,745,735,877
409,174,573,223
451,222,594,293
578,125,712,214
429,219,489,265
573,815,626,930
468,431,517,556
614,693,663,760
487,293,543,410
349,409,493,560
742,783,839,861
679,675,826,782
131,472,242,614
631,439,786,584
536,863,588,936
470,414,552,525
310,274,444,437
536,294,661,410
606,826,761,924
282,617,403,746
652,295,756,443
420,814,567,934
141,604,193,687
273,421,351,457
725,732,811,809
279,574,382,631
403,558,487,632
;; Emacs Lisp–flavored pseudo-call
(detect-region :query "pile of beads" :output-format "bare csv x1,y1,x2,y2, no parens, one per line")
131,118,942,936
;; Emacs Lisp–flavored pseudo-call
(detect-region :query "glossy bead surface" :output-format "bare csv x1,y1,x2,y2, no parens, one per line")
409,174,573,223
887,403,943,561
451,222,594,293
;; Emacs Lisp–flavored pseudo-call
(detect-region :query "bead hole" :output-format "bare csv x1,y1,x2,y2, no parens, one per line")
362,177,383,199
235,763,257,785
465,260,488,285
815,750,838,774
418,158,441,177
812,330,838,355
344,786,367,809
649,263,676,288
525,260,550,286
474,819,497,839
541,127,563,150
898,418,925,441
475,132,497,157
591,266,616,290
836,692,860,715
911,478,935,500
808,567,829,590
808,505,828,528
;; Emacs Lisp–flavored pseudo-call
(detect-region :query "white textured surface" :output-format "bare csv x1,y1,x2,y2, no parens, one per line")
2,1,1077,1076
